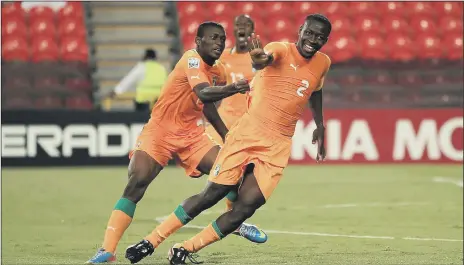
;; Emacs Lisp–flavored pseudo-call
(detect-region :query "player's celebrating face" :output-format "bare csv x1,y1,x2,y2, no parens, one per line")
297,14,331,59
195,22,227,63
234,15,254,51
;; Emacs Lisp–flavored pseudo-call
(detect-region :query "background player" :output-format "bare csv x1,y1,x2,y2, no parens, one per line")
204,14,256,144
203,14,259,237
124,14,332,265
86,22,264,264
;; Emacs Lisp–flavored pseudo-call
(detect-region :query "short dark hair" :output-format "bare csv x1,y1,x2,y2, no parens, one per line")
143,48,156,60
196,21,225,37
305,14,332,34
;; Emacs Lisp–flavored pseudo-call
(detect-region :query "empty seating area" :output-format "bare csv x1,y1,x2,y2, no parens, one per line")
2,2,93,110
176,2,463,108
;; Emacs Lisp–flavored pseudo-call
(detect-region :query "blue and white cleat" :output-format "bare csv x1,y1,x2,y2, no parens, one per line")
232,222,268,243
86,248,116,264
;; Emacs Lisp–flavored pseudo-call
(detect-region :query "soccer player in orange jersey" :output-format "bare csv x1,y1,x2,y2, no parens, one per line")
86,22,266,264
122,13,332,264
203,14,259,232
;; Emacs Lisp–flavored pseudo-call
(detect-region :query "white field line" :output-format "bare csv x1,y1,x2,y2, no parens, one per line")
154,214,462,243
433,177,463,188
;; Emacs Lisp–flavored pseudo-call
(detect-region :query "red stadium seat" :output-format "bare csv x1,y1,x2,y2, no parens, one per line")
204,2,233,18
57,2,84,23
443,33,463,60
414,34,442,60
377,2,406,17
439,16,463,35
403,2,435,17
214,17,233,37
264,2,293,17
178,17,202,36
329,15,352,35
409,15,436,35
2,36,29,61
1,17,28,40
358,33,387,61
28,5,55,24
65,77,92,91
65,94,93,110
177,2,205,20
322,34,358,63
352,15,381,34
31,36,59,62
4,97,34,110
35,96,63,109
385,33,416,62
292,2,320,17
58,18,86,39
1,2,25,20
433,2,463,17
268,16,295,35
60,37,89,62
235,2,262,18
382,15,409,34
30,18,56,39
348,2,378,16
318,2,348,18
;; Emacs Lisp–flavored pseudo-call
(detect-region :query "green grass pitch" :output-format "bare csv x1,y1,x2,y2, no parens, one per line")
2,165,463,264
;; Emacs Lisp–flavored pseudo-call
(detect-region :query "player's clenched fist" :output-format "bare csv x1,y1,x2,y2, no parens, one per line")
247,33,272,66
233,79,250,94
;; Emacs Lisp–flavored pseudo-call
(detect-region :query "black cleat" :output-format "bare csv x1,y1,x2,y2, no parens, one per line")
167,243,203,265
125,239,155,264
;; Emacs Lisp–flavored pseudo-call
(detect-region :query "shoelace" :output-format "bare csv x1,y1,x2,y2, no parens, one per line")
187,253,204,264
240,225,257,238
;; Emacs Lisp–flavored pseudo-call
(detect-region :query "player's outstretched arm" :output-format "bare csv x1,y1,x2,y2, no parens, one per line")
193,80,250,104
203,102,228,141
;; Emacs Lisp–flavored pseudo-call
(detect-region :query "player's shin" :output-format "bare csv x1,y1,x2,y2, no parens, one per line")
144,205,192,248
102,197,136,253
182,221,225,253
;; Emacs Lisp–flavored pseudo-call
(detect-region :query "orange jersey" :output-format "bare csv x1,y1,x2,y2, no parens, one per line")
216,47,255,128
247,42,331,137
148,49,227,137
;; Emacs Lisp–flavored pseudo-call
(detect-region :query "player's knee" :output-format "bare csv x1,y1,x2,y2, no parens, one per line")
200,185,230,208
230,201,257,221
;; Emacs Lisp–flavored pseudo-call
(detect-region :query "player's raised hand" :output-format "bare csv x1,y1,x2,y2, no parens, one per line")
247,33,271,65
233,79,250,94
312,126,326,162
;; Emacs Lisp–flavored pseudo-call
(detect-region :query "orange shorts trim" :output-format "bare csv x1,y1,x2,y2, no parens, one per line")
129,125,218,177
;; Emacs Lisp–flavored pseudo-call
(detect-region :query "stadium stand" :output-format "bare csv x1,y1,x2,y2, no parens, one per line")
87,1,177,111
2,1,93,110
2,1,463,110
176,1,463,108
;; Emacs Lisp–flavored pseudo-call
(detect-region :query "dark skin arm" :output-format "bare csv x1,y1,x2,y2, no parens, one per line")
193,81,249,140
202,102,228,141
192,80,249,104
309,89,326,162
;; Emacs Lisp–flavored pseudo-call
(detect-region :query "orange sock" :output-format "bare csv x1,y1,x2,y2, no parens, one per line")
224,198,234,212
182,222,224,253
145,205,192,248
102,198,136,253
